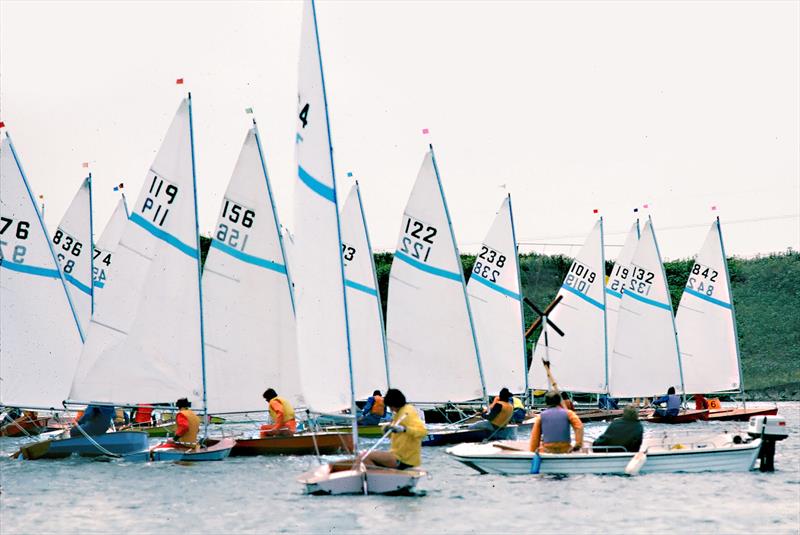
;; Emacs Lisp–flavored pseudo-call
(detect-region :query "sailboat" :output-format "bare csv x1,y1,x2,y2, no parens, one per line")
92,196,128,293
676,218,777,421
52,175,94,335
467,195,527,397
604,221,640,354
529,218,608,395
292,0,422,494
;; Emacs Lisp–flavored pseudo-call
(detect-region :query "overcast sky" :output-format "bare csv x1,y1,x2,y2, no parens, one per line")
1,0,798,260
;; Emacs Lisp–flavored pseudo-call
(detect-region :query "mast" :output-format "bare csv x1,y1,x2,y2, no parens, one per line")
429,143,488,405
717,216,746,408
88,173,95,315
600,216,609,393
507,193,528,396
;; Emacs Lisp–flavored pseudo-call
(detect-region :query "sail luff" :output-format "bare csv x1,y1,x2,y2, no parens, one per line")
88,173,95,316
600,216,609,392
507,194,528,394
717,217,746,405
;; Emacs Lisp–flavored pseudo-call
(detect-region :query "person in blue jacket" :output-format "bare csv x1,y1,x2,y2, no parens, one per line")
652,386,681,417
70,404,115,437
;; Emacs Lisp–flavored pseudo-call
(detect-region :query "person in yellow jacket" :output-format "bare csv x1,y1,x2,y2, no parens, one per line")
362,389,427,469
260,388,297,437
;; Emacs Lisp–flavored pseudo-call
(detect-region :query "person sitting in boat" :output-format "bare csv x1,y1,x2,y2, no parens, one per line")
693,394,709,410
260,388,297,437
598,394,619,410
561,392,575,411
70,404,115,437
511,396,527,424
362,388,427,470
529,391,584,454
592,405,643,453
470,388,514,432
652,386,681,417
130,404,155,427
358,390,386,426
171,397,200,448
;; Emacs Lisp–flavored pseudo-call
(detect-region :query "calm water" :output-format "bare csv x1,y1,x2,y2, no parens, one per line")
1,402,798,534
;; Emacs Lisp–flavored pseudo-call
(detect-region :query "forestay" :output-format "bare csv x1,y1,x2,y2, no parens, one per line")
203,125,300,413
93,197,128,295
0,133,83,409
530,219,608,393
292,0,353,413
608,218,684,398
676,219,741,394
604,221,639,355
386,149,486,404
340,182,390,398
52,176,94,333
70,97,205,406
467,195,526,395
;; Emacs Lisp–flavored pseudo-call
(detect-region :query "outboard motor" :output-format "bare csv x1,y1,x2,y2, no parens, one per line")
747,415,788,472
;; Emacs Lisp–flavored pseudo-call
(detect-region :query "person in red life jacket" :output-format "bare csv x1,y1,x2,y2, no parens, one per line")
130,404,155,426
358,390,386,426
260,388,297,437
693,394,709,410
470,387,514,433
172,397,200,448
529,391,584,453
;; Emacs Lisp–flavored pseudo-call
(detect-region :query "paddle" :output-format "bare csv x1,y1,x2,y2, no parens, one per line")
523,296,565,338
354,414,408,495
625,448,648,475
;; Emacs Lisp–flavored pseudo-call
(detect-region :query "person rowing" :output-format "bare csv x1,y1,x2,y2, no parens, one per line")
529,390,583,454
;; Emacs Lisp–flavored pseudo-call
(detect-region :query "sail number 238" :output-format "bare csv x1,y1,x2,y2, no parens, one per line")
399,215,437,263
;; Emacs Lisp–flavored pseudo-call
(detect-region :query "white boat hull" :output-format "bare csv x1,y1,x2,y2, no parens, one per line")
298,462,425,495
446,434,762,475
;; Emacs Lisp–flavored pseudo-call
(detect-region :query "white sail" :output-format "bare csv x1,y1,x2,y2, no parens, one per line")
530,219,608,393
340,182,389,398
676,219,741,394
92,197,128,295
386,149,485,404
52,176,94,333
69,97,205,406
292,0,353,413
203,125,300,413
0,133,83,408
467,195,526,395
608,218,683,398
604,221,639,355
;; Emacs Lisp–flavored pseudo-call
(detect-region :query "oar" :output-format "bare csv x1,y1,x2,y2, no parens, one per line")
355,413,407,468
625,447,648,475
523,296,564,338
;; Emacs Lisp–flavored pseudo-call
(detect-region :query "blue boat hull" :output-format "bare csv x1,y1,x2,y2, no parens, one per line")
19,431,149,460
150,437,235,462
422,425,518,447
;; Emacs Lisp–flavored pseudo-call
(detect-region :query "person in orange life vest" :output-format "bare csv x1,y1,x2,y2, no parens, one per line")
358,390,386,426
561,391,575,411
260,388,297,437
470,387,514,432
530,391,584,454
172,397,200,448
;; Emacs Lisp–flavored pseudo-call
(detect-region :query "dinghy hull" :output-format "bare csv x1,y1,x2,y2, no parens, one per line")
298,462,425,495
706,406,778,422
231,432,353,456
17,431,149,460
150,437,235,461
422,425,517,447
0,416,51,437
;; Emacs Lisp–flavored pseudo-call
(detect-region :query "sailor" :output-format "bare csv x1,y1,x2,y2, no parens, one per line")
260,388,297,437
470,388,514,432
131,404,155,426
561,392,576,411
529,391,584,453
358,390,386,426
592,405,643,452
362,388,427,470
70,404,116,437
652,386,681,417
511,395,527,424
173,397,200,447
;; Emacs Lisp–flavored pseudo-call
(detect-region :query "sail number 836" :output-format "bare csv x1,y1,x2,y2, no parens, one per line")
399,216,437,263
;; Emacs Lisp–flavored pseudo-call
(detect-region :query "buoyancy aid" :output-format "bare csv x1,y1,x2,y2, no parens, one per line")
489,400,514,428
540,407,571,443
268,397,295,425
134,404,153,424
370,395,385,416
175,408,200,445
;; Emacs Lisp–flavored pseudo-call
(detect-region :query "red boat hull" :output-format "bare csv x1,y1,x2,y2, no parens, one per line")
706,406,779,422
642,409,709,424
231,432,354,456
0,417,50,437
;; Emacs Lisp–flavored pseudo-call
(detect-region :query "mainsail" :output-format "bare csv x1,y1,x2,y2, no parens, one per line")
0,133,83,408
467,195,526,395
203,125,300,413
530,219,608,393
676,218,742,394
52,175,94,333
386,148,486,404
604,220,639,354
608,217,684,398
340,182,390,398
69,97,205,406
93,196,128,295
292,0,354,413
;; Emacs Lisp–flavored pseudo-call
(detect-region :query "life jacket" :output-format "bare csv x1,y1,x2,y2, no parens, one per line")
489,400,513,428
268,397,295,423
512,397,525,410
114,408,127,425
175,408,200,444
370,395,385,416
540,406,570,443
134,404,153,424
666,394,681,411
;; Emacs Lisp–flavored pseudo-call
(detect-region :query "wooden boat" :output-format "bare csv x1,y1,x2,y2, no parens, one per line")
14,431,149,460
322,425,386,438
298,460,425,495
232,432,354,456
706,406,779,422
574,409,623,423
447,432,762,475
422,425,518,447
642,408,708,424
150,437,235,462
1,416,51,437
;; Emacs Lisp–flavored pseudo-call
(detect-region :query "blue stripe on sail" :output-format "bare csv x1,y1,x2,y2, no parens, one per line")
94,280,105,288
625,289,672,311
345,279,378,297
210,239,287,274
65,274,92,295
471,273,521,300
298,165,335,203
0,260,61,279
605,287,622,299
684,287,731,309
130,213,198,258
394,250,461,282
561,283,605,310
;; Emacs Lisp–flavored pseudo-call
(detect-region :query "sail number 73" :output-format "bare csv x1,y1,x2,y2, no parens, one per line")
399,215,437,263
